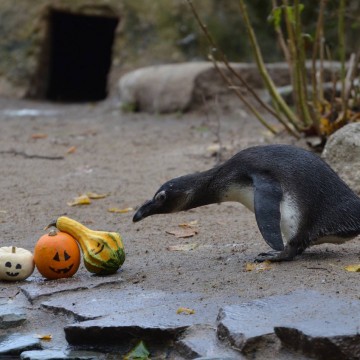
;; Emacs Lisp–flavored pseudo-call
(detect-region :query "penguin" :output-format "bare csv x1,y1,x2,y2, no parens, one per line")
133,144,360,262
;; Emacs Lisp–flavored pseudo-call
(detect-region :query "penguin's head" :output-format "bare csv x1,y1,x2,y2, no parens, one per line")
133,177,195,222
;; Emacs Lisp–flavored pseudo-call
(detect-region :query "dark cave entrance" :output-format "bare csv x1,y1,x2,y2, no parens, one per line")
44,10,119,102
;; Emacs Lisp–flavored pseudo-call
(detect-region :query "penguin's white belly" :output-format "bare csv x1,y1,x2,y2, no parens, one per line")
223,185,255,212
223,185,300,244
279,193,300,242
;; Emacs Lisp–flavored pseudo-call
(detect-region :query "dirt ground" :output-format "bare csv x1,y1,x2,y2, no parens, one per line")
0,95,359,353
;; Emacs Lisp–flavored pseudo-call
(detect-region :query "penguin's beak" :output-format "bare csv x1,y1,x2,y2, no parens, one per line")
133,199,157,222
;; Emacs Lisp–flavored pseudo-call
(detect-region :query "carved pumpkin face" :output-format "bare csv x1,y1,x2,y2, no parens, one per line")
34,230,80,280
0,246,35,281
90,240,105,255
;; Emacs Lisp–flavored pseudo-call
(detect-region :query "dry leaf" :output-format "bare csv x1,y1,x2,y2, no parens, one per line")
36,334,52,341
108,207,134,214
178,220,198,228
67,194,91,206
31,133,48,139
207,144,221,154
166,228,198,238
176,307,195,315
86,192,109,199
66,146,77,154
167,243,198,251
245,261,272,272
344,264,360,272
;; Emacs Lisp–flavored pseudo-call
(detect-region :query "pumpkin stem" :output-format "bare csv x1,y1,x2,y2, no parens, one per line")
12,246,16,253
44,219,57,231
48,229,58,237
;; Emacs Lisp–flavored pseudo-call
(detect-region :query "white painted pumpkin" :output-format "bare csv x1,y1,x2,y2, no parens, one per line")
0,246,35,281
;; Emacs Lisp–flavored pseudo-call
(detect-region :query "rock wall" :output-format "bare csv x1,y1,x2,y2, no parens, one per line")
0,0,122,98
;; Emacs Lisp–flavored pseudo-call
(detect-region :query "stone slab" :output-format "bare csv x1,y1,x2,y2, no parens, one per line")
217,290,360,357
0,333,42,355
41,287,240,345
275,323,360,360
176,324,243,359
20,349,105,360
20,272,123,303
0,305,27,329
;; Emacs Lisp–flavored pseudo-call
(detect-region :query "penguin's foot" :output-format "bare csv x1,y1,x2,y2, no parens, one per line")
255,251,283,262
254,246,298,262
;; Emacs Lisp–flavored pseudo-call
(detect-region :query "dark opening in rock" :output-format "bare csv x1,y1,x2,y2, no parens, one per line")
43,10,118,102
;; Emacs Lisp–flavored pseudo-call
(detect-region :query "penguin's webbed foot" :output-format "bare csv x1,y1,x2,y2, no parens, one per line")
254,246,298,262
255,251,282,262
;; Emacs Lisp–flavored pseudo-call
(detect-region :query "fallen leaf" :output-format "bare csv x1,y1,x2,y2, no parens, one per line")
207,143,221,154
245,261,272,272
31,133,48,139
86,192,109,199
124,341,150,360
167,243,198,251
176,307,195,315
166,228,198,238
344,264,360,272
36,334,52,341
108,207,134,214
178,220,198,228
66,146,77,154
67,194,91,206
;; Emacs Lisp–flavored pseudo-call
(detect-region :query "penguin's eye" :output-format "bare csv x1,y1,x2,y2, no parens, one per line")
155,191,166,202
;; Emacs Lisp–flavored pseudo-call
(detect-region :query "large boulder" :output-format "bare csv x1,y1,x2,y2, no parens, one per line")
118,61,342,114
322,123,360,194
118,61,296,113
118,62,212,113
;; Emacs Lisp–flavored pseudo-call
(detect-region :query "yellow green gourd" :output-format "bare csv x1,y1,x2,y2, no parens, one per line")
48,216,125,275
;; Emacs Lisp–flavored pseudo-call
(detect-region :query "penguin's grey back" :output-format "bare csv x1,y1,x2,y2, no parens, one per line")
221,144,354,200
215,144,360,240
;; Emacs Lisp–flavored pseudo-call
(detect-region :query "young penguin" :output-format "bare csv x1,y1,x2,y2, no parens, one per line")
133,144,360,262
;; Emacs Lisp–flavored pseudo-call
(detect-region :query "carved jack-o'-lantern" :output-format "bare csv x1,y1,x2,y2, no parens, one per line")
34,230,80,280
0,246,35,281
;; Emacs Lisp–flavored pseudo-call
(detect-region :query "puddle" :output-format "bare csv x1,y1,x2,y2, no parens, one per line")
2,109,59,117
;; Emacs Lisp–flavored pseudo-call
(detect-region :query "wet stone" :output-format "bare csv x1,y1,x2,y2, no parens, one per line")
0,305,27,329
176,324,242,359
20,349,105,360
20,272,123,303
0,333,42,355
41,287,240,345
275,322,360,360
217,290,360,357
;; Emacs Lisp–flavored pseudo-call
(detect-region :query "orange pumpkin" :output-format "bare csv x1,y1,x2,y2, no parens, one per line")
34,229,80,280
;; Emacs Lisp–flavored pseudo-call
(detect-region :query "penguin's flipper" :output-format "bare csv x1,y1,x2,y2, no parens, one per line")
253,174,284,251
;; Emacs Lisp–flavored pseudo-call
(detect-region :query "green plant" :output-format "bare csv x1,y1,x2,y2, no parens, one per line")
187,0,360,144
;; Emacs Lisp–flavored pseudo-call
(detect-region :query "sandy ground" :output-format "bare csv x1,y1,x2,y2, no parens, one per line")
0,96,359,356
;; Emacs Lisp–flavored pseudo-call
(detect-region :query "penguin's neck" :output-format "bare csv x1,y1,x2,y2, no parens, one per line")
180,167,223,210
